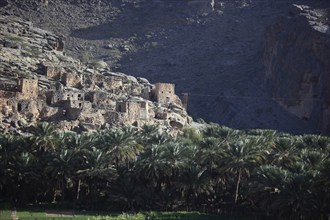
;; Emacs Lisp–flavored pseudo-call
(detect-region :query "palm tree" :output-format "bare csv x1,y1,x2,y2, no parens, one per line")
267,137,298,169
135,143,171,208
197,137,223,176
97,127,143,171
138,124,162,145
162,142,191,180
251,165,289,216
76,147,117,205
12,151,41,204
177,165,213,210
0,134,28,202
136,144,170,185
253,155,328,220
300,134,330,151
29,122,60,153
219,137,264,205
61,132,98,201
109,171,144,211
315,158,330,219
203,125,238,139
44,147,79,202
276,162,322,219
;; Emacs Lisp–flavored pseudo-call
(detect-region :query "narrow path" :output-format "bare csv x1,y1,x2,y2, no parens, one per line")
11,210,18,220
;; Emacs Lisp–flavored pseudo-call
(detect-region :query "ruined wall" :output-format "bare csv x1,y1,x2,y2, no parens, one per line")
54,38,64,51
45,65,62,80
103,111,120,126
116,101,127,113
116,100,149,126
39,106,63,120
129,85,142,97
104,76,122,92
0,81,18,92
0,97,15,114
17,100,39,117
47,90,84,106
63,100,91,109
78,109,105,130
139,101,148,121
0,90,16,99
181,93,188,109
127,101,142,125
63,100,83,109
153,83,175,105
62,72,82,88
17,78,38,99
141,87,151,100
88,91,115,110
66,108,82,120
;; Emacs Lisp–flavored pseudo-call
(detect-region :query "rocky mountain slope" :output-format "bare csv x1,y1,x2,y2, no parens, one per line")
264,4,330,134
1,0,329,135
0,15,191,134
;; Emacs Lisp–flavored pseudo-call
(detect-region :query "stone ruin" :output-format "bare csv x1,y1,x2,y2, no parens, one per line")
0,15,192,134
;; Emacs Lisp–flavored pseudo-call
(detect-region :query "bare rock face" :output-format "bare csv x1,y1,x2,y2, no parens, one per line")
264,4,330,135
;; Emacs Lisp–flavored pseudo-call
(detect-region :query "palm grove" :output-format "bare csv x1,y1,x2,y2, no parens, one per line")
0,122,329,219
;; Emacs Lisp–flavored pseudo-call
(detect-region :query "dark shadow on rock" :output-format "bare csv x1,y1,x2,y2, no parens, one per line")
71,0,326,134
112,1,322,134
70,0,190,40
0,0,8,8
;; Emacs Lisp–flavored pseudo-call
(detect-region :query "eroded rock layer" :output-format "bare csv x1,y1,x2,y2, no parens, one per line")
264,4,330,135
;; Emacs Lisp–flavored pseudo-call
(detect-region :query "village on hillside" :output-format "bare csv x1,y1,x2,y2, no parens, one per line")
0,15,192,135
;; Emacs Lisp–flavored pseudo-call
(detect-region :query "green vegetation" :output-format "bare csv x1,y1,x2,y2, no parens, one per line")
0,203,12,220
17,211,47,218
6,33,24,42
24,45,43,57
79,52,93,64
78,52,107,70
0,122,329,220
14,210,255,220
56,53,70,62
0,210,11,220
90,60,107,70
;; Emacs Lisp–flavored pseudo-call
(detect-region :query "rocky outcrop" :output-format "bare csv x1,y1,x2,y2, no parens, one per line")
264,4,330,135
0,15,192,135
